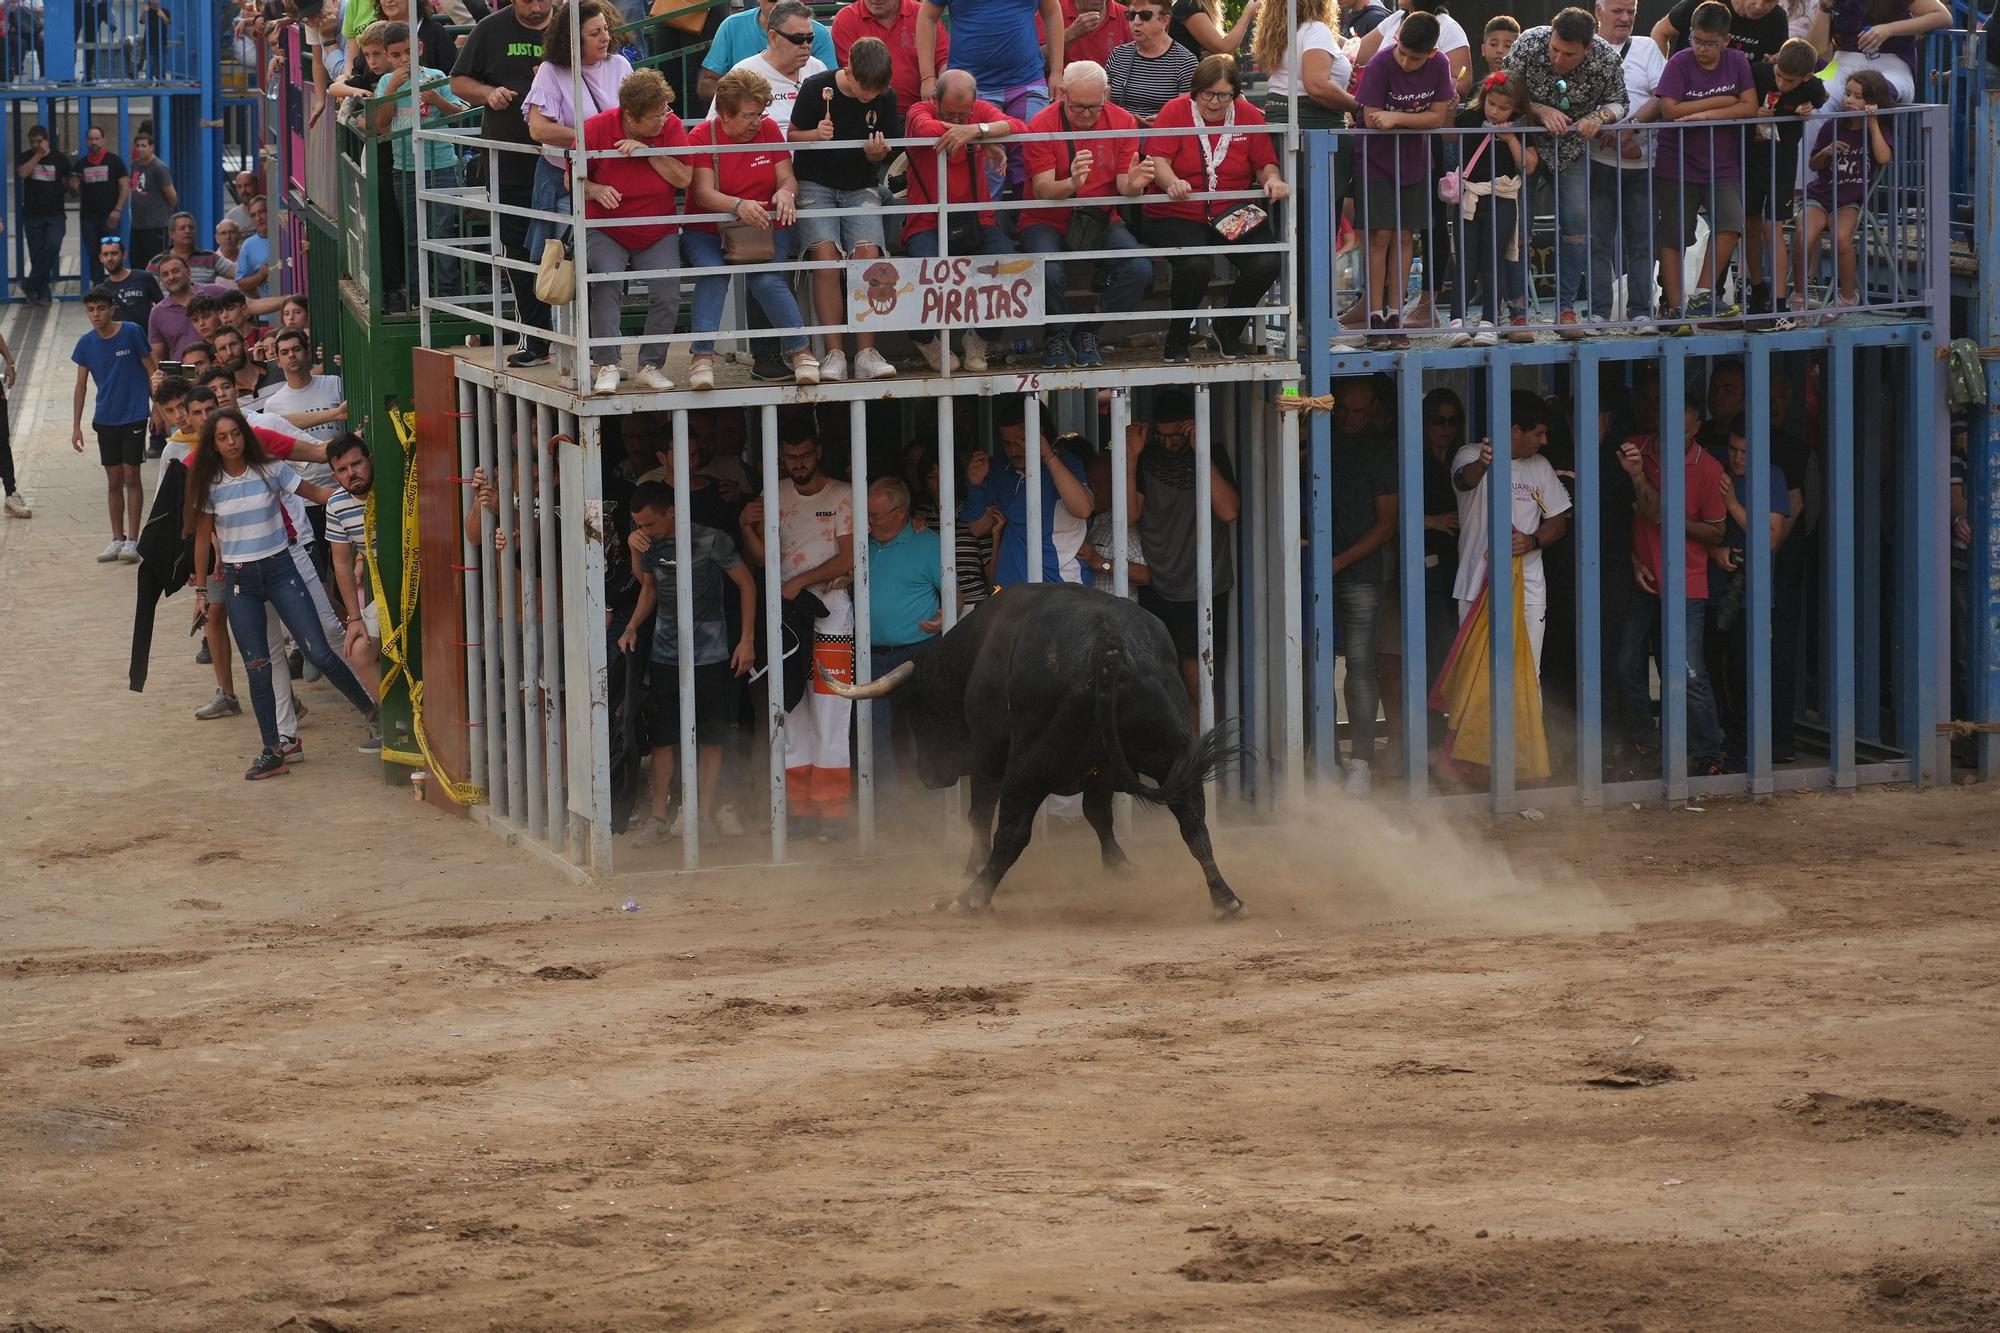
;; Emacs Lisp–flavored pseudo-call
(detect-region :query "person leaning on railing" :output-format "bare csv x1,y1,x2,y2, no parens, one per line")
1139,53,1289,363
374,19,472,303
1106,0,1198,127
577,67,696,394
1252,0,1357,128
686,68,821,389
524,0,634,258
1020,59,1156,369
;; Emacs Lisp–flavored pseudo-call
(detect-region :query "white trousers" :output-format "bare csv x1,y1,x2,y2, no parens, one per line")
1458,597,1549,677
785,587,854,819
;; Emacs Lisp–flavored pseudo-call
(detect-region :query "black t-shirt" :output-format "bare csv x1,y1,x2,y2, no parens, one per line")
790,70,902,191
103,268,165,329
1453,106,1532,183
17,148,71,217
1750,63,1827,151
1666,0,1788,63
1423,444,1459,581
1330,427,1398,585
416,16,455,76
1167,0,1211,60
451,9,547,150
75,150,128,219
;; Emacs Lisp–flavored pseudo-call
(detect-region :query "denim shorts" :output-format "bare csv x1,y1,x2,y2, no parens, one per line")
794,180,888,256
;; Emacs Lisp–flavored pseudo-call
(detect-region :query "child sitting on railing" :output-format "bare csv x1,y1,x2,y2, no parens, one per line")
1445,70,1536,348
1797,67,1894,319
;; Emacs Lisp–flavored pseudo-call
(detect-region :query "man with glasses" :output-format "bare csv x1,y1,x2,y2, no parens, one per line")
1021,59,1155,368
146,212,226,287
710,0,828,126
1105,3,1195,126
1501,6,1628,334
704,0,838,104
73,127,130,286
1587,0,1666,327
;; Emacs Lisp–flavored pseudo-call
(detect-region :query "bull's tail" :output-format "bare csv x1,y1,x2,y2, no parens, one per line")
1094,639,1247,808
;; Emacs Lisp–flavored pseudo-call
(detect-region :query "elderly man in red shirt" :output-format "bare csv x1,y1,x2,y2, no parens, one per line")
902,69,1026,374
832,0,945,107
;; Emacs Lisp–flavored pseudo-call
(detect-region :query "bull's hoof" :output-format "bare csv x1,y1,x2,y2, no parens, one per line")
1102,855,1136,878
934,892,992,917
1211,895,1246,922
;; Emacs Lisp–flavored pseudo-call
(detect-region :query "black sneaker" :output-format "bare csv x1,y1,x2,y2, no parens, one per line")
751,359,790,382
245,748,289,781
506,347,551,369
1162,338,1190,364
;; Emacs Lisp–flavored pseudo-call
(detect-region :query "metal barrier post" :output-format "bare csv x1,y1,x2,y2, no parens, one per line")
1395,367,1427,799
1280,396,1305,798
537,403,566,844
576,416,613,869
1745,341,1774,796
1025,393,1043,584
518,393,545,842
672,407,700,869
1658,350,1688,804
1300,133,1336,782
476,386,505,809
1573,351,1604,808
1857,354,1883,742
496,390,526,822
459,378,488,794
1975,90,2000,781
852,400,874,855
1483,361,1515,813
1194,383,1215,736
1899,335,1944,784
762,405,788,862
1826,329,1859,788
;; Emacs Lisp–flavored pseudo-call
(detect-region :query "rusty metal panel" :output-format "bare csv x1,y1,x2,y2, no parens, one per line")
414,346,471,816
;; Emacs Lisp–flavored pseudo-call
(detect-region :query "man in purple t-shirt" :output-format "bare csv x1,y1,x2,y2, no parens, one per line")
1652,0,1755,328
1353,11,1456,349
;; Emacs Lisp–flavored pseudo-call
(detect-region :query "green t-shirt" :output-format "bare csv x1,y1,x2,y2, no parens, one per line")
343,0,379,40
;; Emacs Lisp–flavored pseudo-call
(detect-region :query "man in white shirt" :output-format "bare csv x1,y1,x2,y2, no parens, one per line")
256,330,347,467
738,424,855,842
708,0,828,127
1588,0,1666,323
1450,390,1573,677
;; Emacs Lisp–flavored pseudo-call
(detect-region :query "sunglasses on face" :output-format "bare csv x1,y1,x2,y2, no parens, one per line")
1129,8,1158,17
773,26,813,44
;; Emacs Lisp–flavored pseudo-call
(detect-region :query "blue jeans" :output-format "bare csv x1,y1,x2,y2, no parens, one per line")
905,224,1014,343
1589,160,1654,320
23,214,63,300
1616,591,1723,768
395,164,462,297
1536,154,1591,310
525,156,571,260
867,642,925,790
976,80,1050,200
222,551,376,750
682,226,807,356
1018,221,1152,335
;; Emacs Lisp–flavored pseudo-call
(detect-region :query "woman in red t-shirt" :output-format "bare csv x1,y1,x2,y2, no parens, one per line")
684,69,816,391
577,69,693,396
1139,54,1290,362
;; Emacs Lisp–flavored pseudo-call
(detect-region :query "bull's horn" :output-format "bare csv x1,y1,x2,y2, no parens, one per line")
819,659,915,700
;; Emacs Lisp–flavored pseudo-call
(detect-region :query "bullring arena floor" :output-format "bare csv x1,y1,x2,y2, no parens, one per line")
2,304,1996,1331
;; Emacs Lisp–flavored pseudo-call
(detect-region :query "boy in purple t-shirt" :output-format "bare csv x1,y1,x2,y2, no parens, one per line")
1352,11,1456,349
1653,0,1755,329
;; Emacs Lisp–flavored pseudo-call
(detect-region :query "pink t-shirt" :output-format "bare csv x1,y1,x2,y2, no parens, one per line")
522,55,633,164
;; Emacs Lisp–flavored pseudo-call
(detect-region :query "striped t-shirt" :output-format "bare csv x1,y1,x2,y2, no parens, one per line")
324,488,370,579
200,462,300,564
1107,41,1198,120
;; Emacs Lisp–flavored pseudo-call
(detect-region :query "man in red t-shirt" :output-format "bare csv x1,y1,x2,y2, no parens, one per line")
902,70,1026,373
1043,0,1132,67
832,0,944,108
578,70,695,396
1019,62,1155,368
1613,394,1727,774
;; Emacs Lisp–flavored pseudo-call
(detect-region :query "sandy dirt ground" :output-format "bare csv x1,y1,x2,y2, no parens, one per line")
4,306,1999,1332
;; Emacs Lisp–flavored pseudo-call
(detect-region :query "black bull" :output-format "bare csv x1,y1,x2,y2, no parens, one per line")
821,582,1245,919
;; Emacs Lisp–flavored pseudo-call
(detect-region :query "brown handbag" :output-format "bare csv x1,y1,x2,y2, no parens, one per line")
719,221,775,264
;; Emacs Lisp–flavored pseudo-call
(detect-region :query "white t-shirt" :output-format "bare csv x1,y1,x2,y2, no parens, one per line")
1263,20,1353,100
258,374,344,444
710,51,828,128
776,475,853,587
1051,502,1090,587
1376,9,1470,58
1591,36,1668,170
1449,443,1573,607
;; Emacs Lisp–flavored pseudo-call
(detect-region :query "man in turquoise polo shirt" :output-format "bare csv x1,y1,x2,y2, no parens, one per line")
865,475,947,793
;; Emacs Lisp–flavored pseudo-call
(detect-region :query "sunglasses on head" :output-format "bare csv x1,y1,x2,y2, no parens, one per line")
99,235,124,247
773,26,813,44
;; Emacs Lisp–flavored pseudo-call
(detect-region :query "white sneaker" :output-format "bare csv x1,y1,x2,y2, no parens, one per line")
3,492,29,518
591,364,621,395
1469,322,1499,348
668,804,686,837
1447,319,1472,348
97,540,125,562
714,803,746,837
961,330,990,373
818,348,848,382
634,364,673,391
630,816,674,848
120,540,141,563
917,339,957,374
688,356,716,391
792,350,821,386
854,347,896,380
1343,759,1372,796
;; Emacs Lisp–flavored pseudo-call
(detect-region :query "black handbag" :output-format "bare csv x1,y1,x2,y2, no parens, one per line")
1060,106,1111,252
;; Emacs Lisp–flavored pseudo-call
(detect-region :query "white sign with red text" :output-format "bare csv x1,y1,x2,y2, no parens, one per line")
847,255,1044,331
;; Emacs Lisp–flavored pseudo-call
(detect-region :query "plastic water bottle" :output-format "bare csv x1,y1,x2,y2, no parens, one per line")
1860,27,1882,60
